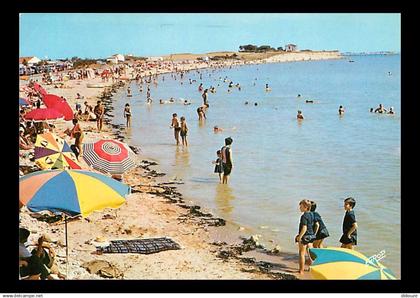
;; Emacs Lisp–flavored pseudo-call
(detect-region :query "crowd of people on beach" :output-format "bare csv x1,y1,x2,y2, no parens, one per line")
19,57,395,279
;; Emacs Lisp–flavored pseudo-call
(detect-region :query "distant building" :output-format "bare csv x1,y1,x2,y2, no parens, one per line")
107,54,125,64
285,44,298,52
19,56,41,66
147,56,163,62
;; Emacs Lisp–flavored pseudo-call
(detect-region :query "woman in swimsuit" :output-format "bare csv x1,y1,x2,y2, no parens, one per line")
124,103,131,128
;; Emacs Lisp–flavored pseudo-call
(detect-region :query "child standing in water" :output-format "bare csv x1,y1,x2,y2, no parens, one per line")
212,150,223,183
180,116,188,146
295,199,315,275
310,201,330,248
170,113,180,146
123,103,131,128
340,197,358,249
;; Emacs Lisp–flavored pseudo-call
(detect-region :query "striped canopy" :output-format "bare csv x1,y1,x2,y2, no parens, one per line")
34,132,81,170
309,247,397,280
83,139,137,174
19,169,130,218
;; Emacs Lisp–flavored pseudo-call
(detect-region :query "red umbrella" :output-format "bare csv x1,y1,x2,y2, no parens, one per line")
24,108,64,122
42,94,74,121
33,82,48,97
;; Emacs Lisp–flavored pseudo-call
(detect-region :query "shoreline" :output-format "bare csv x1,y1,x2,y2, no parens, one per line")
19,62,306,279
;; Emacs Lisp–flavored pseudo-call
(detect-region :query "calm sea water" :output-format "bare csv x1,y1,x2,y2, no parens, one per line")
112,55,401,277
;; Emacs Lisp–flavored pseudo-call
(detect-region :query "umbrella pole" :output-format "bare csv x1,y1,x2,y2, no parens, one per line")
65,215,69,277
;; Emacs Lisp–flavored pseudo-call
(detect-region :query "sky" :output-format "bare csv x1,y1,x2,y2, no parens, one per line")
19,13,401,60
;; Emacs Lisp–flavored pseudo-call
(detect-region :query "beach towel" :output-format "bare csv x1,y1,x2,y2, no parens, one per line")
96,237,181,254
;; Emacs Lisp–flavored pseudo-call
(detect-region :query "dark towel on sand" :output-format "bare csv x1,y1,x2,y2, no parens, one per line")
96,237,181,254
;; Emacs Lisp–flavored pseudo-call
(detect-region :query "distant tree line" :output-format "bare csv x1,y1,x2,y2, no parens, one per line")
239,44,284,52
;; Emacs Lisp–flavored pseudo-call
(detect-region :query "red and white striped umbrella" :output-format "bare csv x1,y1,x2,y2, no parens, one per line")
82,139,137,174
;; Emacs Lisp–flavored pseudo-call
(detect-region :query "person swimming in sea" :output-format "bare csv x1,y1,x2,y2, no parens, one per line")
213,126,223,133
265,84,271,91
374,104,387,113
388,107,395,114
305,100,314,103
297,110,304,120
338,105,345,115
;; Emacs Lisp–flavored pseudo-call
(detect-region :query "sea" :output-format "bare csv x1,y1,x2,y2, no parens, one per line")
111,55,401,277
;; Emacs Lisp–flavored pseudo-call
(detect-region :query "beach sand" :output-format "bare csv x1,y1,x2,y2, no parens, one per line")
19,61,313,280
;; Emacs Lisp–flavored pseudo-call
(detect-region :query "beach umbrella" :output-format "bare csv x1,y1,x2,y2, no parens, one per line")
34,132,81,170
19,98,30,106
19,169,131,274
309,247,397,280
83,139,137,174
42,94,74,121
24,108,64,122
33,82,48,97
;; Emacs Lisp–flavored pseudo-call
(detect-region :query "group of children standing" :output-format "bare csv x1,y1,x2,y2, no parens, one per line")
296,197,358,274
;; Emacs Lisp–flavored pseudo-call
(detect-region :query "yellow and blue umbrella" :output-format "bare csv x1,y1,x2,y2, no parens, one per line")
19,169,131,275
309,247,397,280
19,169,130,217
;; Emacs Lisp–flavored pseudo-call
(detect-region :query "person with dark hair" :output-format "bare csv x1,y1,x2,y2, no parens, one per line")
310,201,330,248
212,150,223,183
202,89,208,106
338,105,345,115
170,113,181,146
94,100,104,132
297,110,304,120
295,200,315,275
124,103,132,128
65,118,84,160
180,116,188,146
19,228,47,280
221,137,233,184
340,197,358,249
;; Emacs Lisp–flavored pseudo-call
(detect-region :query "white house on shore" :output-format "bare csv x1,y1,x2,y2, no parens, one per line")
19,56,41,66
285,44,298,52
107,54,125,64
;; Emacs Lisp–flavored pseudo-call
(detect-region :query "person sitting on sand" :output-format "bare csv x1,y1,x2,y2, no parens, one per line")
19,228,47,280
339,105,345,115
19,127,33,150
30,235,65,280
297,110,304,120
295,200,315,275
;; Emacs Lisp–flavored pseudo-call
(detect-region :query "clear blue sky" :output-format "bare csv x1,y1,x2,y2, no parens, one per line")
19,13,401,60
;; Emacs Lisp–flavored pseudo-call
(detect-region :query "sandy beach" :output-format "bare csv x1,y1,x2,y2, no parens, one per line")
19,59,316,280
